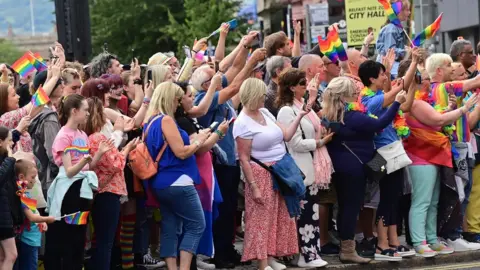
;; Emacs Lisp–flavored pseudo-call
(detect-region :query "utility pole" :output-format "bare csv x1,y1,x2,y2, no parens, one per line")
30,0,36,36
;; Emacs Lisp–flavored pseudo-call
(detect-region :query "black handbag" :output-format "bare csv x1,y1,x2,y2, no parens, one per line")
342,141,387,184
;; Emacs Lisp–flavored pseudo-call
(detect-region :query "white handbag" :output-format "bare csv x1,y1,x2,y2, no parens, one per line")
377,140,412,174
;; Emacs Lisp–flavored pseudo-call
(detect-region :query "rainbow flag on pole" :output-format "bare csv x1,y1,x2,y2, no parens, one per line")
412,13,443,47
11,54,35,77
31,87,50,106
378,0,403,28
64,211,90,225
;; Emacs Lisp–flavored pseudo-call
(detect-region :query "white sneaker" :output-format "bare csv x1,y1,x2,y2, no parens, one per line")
259,267,274,270
267,258,286,270
447,238,480,252
297,254,328,268
197,258,216,270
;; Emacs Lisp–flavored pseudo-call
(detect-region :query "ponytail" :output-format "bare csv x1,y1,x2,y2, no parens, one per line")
58,94,85,126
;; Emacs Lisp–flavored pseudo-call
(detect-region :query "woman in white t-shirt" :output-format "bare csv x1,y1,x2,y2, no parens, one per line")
233,78,308,270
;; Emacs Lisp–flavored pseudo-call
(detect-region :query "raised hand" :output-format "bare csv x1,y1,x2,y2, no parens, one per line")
193,38,208,52
16,116,31,134
364,32,374,46
395,90,407,104
124,118,135,132
464,93,479,111
113,116,125,131
145,80,154,99
219,23,230,38
217,119,229,134
250,48,267,63
382,48,396,73
243,31,260,47
99,139,115,154
131,58,141,79
294,21,302,37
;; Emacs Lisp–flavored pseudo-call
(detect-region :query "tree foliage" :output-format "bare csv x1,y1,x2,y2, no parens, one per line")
0,39,23,64
163,0,247,59
89,0,184,64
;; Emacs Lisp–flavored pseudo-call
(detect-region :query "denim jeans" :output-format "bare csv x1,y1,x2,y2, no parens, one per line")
16,241,39,270
133,198,149,255
153,185,205,257
91,192,121,270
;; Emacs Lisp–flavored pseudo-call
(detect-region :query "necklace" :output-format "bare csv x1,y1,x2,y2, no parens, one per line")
359,87,410,139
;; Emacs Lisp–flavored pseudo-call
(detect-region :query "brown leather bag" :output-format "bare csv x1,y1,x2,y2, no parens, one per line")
127,115,167,180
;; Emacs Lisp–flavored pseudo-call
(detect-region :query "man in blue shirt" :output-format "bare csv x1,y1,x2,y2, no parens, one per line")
192,46,266,268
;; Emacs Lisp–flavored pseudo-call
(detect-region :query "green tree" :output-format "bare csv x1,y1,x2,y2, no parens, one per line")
0,39,23,64
89,0,184,64
163,0,246,59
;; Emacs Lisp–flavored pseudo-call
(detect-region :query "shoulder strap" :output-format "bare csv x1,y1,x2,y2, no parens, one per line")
142,115,163,141
292,108,314,159
250,156,272,172
341,141,363,165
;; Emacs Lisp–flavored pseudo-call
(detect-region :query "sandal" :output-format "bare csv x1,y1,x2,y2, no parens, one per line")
374,247,403,261
390,245,415,257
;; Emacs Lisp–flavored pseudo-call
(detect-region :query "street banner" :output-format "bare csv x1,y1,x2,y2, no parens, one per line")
345,0,387,46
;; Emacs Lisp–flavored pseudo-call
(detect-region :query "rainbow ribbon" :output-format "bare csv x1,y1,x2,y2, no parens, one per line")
64,146,90,155
31,86,50,107
412,13,443,47
378,0,403,28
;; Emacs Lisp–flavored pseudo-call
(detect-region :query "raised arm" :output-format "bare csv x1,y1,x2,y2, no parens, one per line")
292,22,301,57
219,39,243,72
350,99,403,133
223,31,259,84
360,32,374,57
215,23,229,62
400,81,417,112
218,48,267,105
461,75,480,92
188,74,222,118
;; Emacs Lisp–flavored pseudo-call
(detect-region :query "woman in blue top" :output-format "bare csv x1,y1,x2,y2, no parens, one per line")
144,82,211,270
322,77,406,264
375,0,411,77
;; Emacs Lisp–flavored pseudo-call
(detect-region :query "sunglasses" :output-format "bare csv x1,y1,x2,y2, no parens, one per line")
298,78,307,86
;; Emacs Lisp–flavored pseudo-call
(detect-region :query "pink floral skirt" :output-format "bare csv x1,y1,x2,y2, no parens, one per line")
241,162,299,262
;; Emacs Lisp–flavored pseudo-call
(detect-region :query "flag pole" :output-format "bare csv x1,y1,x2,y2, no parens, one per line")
403,28,415,47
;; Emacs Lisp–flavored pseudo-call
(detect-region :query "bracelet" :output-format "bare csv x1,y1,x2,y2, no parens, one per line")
243,45,252,50
143,97,151,105
192,50,198,54
215,129,225,139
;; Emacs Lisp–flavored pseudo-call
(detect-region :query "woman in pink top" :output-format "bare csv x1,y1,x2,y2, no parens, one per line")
85,97,139,269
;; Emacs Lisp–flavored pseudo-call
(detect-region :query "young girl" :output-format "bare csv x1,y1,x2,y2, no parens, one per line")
0,126,19,270
14,159,56,270
43,94,113,269
84,97,139,269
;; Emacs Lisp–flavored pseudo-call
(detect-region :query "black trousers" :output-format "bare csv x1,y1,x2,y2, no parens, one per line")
212,164,240,260
44,180,91,270
333,170,366,241
376,169,404,226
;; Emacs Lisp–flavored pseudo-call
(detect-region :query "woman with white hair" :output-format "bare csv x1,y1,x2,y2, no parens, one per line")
322,77,406,264
234,78,307,270
144,82,213,270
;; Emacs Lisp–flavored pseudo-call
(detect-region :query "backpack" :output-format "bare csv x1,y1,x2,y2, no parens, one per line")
127,115,167,180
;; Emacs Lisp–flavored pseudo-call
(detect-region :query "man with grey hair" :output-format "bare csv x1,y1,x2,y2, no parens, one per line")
264,56,292,117
450,39,476,78
89,52,122,78
298,54,326,112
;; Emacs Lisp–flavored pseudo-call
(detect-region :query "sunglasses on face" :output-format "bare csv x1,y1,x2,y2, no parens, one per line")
298,78,307,86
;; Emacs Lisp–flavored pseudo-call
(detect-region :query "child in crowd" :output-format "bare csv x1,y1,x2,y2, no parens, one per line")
14,159,55,270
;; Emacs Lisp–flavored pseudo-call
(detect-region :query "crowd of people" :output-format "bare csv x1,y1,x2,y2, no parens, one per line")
1,1,480,269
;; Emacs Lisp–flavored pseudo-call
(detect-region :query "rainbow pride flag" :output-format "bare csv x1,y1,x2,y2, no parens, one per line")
64,146,90,155
64,211,90,225
327,28,348,61
378,0,403,28
26,52,47,73
31,87,50,106
412,13,443,47
21,196,37,212
318,36,339,63
11,54,35,77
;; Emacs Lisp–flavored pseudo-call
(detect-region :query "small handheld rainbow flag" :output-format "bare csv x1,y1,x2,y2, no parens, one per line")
378,0,403,28
318,36,339,63
327,28,348,61
11,54,35,77
26,52,47,73
31,87,50,107
64,146,90,155
412,13,443,47
64,211,90,225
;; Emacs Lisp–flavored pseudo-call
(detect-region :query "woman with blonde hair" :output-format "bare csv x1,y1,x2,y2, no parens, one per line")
322,77,406,264
234,78,307,270
144,82,211,270
149,65,173,88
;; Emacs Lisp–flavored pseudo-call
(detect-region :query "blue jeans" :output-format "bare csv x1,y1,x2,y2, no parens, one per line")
15,241,38,270
91,192,121,270
153,185,205,257
133,198,149,255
